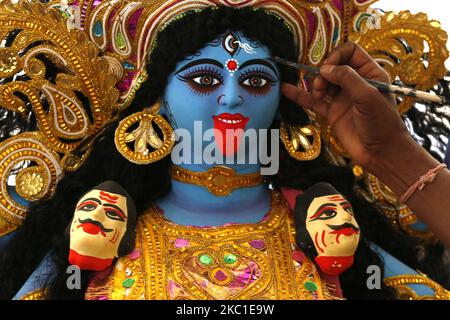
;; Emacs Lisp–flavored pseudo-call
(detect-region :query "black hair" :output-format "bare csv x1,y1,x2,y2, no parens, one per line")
0,6,449,300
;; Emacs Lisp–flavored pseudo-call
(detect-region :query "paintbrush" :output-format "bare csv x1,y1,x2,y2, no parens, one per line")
271,56,449,105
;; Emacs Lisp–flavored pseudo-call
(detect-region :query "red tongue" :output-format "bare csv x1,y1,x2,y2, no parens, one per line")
78,223,106,237
213,117,249,156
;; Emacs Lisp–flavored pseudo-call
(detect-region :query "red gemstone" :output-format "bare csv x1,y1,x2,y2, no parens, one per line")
292,250,306,263
227,60,238,71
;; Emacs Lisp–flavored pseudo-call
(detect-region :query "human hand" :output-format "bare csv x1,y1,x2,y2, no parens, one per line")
281,41,413,170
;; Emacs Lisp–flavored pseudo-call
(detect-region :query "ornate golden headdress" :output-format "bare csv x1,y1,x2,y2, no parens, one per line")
0,0,448,238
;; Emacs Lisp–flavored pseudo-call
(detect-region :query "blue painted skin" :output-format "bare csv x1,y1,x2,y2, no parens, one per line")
156,32,280,227
370,244,435,296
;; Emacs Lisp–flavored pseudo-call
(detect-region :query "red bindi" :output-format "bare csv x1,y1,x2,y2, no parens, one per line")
225,59,239,76
227,60,238,71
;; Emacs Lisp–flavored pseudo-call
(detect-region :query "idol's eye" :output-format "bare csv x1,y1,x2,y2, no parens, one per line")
105,209,126,222
316,210,337,220
309,206,338,221
341,203,354,215
177,66,223,95
239,68,277,96
191,75,221,86
77,201,98,211
242,76,268,87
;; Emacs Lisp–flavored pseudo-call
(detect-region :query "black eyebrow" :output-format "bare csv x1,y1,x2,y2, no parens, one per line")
340,201,351,206
80,198,101,205
103,203,126,217
316,202,337,211
239,59,279,76
175,58,224,74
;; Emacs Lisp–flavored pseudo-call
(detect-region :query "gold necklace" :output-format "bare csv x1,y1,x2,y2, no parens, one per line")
169,165,263,196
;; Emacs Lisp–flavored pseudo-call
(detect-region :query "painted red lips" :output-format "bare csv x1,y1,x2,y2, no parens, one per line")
329,225,359,244
329,227,359,237
212,113,250,155
78,222,107,237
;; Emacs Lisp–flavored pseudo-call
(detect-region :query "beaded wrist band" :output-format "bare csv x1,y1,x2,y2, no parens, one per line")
399,163,447,204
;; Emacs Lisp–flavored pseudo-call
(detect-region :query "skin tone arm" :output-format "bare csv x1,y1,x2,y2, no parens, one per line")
282,41,450,248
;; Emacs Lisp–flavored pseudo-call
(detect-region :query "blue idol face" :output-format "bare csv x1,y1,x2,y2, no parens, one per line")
163,31,280,162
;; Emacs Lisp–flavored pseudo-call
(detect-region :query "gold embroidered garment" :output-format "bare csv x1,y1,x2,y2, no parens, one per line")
85,191,339,300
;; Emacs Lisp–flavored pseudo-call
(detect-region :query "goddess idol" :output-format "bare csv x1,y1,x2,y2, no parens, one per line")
0,0,449,300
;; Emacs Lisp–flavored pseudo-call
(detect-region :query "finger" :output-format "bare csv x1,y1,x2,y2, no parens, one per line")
356,58,390,83
319,64,384,112
326,84,340,98
325,41,366,68
313,74,328,91
325,41,390,82
312,76,328,100
281,83,313,108
281,83,328,117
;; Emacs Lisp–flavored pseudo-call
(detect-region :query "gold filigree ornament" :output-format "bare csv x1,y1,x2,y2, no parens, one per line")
0,0,121,235
350,9,449,114
384,273,450,300
19,288,47,300
114,103,175,165
280,122,321,161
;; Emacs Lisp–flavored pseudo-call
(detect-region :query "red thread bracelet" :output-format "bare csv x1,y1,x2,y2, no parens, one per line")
399,163,447,204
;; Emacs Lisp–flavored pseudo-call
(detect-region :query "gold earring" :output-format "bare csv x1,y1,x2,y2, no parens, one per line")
114,102,175,165
280,121,321,161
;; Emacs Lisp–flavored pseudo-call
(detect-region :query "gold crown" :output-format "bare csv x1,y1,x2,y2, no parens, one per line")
0,0,448,237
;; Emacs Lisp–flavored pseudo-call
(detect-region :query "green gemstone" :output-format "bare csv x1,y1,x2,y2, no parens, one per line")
199,254,213,266
115,31,126,50
224,253,237,264
304,280,318,292
122,278,135,288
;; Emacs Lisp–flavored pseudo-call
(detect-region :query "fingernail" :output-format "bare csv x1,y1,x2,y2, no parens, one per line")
320,65,335,75
313,77,321,87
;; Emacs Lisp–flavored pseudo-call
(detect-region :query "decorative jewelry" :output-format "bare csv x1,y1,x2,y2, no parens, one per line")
280,122,321,161
169,165,263,196
399,163,447,204
114,103,175,165
20,288,47,300
384,273,450,300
